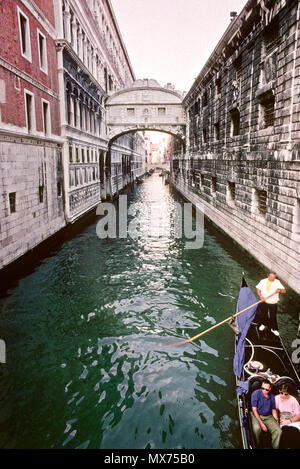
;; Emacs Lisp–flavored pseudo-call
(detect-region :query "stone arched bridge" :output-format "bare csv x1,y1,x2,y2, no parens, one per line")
106,79,186,145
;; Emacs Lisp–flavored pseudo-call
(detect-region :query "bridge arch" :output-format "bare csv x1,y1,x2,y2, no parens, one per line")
107,126,185,151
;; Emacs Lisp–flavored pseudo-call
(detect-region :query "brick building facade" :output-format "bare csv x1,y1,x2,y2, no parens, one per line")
171,0,300,294
0,0,65,270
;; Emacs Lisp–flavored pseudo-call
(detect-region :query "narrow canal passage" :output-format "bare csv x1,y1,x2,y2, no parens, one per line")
0,174,299,449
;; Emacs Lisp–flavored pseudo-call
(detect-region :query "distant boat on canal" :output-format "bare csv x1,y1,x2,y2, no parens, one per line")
136,176,144,184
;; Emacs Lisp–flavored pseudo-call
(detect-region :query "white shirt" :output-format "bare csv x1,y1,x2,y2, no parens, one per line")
256,278,285,304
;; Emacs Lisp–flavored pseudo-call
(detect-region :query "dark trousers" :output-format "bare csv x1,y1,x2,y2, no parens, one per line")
257,303,278,330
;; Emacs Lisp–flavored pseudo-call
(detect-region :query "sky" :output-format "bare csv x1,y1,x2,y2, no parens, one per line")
111,0,248,93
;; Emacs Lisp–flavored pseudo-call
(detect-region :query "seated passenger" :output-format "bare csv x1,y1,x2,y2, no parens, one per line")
251,379,281,449
275,383,300,431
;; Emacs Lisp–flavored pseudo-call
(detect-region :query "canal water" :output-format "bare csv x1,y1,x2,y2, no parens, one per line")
0,173,299,449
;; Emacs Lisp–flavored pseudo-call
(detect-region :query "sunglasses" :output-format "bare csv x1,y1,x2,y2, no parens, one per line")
262,387,271,392
279,391,289,396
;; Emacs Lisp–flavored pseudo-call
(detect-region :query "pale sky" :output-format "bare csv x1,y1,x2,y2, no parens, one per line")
111,0,247,93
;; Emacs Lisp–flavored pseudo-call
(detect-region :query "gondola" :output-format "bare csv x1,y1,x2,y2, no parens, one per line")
234,278,300,449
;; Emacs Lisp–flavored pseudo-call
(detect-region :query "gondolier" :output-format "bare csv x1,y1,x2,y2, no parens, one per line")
256,271,286,336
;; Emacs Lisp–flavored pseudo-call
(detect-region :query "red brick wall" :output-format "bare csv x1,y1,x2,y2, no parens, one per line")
33,0,56,27
0,0,60,135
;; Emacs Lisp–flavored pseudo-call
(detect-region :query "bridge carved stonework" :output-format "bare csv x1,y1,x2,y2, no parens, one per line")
106,79,186,143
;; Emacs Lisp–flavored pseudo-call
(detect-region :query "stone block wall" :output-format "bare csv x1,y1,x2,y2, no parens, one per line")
172,0,300,295
0,136,65,269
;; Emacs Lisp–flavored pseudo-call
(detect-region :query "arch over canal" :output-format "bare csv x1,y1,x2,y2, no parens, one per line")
106,79,186,147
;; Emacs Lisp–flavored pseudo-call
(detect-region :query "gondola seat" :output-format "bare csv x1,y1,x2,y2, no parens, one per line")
279,425,300,449
247,375,266,401
272,377,298,398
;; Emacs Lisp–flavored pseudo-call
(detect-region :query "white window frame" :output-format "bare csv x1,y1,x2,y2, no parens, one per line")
17,7,32,62
24,89,36,133
37,29,48,74
41,98,51,136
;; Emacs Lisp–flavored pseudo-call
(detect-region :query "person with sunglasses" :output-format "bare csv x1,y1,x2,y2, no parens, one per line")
275,384,300,430
251,379,281,448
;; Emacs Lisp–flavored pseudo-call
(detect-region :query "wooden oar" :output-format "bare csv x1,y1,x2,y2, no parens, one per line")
170,291,277,347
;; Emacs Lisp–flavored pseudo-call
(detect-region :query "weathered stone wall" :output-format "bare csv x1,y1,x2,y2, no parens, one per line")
0,135,65,269
172,0,300,295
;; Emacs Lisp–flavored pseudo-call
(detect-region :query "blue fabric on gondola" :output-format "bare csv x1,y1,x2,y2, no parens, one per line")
236,380,249,395
233,286,258,378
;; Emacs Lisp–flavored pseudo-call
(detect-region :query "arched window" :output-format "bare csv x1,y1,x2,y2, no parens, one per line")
99,151,104,183
65,82,72,124
73,88,78,128
79,93,83,129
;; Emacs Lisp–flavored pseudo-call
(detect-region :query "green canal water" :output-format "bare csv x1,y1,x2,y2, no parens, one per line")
0,174,299,449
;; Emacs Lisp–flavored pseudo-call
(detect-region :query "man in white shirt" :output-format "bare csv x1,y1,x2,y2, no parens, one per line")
256,271,286,336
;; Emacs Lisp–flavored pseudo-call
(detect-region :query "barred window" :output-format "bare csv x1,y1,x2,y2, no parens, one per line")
214,122,220,141
228,182,236,204
158,107,166,116
127,108,135,117
216,77,221,96
262,95,275,128
9,192,16,213
254,189,267,217
263,16,279,54
211,177,217,194
231,109,240,136
39,185,44,203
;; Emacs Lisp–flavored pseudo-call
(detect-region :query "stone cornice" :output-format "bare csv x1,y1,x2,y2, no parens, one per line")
0,127,64,146
107,86,183,104
56,39,106,98
0,56,59,100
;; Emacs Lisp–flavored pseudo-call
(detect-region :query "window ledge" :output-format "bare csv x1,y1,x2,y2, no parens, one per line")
256,81,275,100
